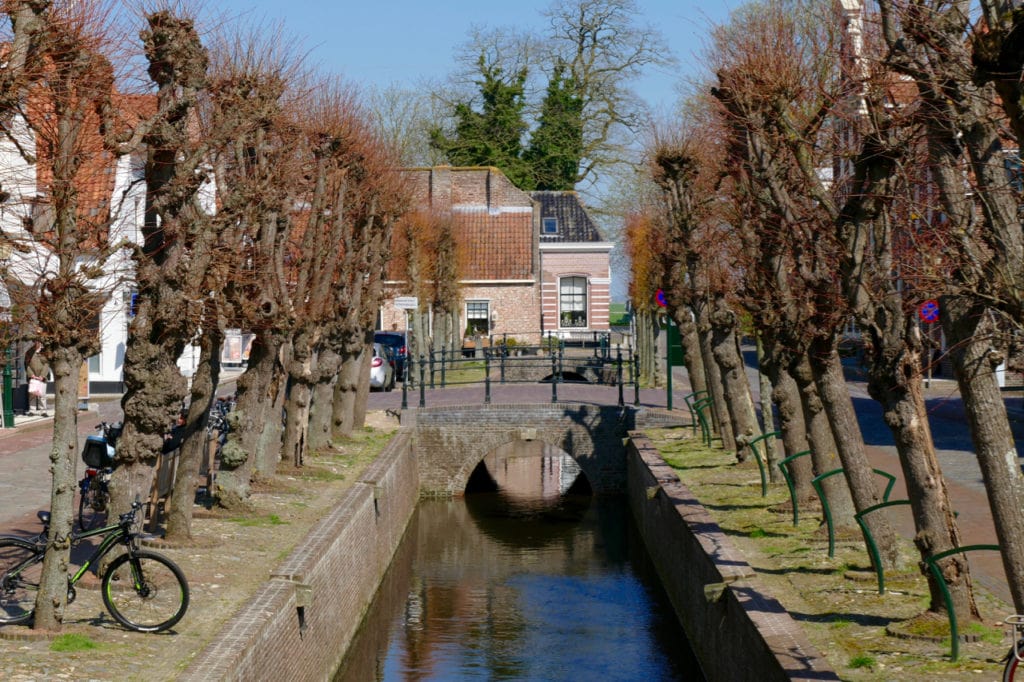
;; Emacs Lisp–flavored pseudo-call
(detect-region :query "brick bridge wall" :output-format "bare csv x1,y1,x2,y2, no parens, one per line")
406,403,688,495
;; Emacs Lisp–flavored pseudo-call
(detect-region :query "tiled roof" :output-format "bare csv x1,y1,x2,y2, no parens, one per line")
397,167,535,281
531,191,603,243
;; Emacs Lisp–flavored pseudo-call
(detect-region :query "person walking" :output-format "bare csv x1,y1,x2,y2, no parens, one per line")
25,341,49,416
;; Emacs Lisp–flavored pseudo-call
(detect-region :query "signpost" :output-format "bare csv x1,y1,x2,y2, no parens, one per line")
394,296,418,310
918,299,940,387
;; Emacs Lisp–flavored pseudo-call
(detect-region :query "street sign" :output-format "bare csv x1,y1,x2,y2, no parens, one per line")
919,299,940,324
655,289,667,308
394,296,418,310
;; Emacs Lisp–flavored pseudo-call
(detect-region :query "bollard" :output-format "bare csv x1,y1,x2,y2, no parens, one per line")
418,354,426,408
551,352,558,403
441,345,447,388
484,353,491,404
616,346,624,407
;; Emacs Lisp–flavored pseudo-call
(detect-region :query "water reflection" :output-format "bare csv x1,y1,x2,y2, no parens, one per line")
334,442,704,681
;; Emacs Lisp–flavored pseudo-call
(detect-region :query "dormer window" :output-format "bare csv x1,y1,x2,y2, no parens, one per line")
542,217,558,234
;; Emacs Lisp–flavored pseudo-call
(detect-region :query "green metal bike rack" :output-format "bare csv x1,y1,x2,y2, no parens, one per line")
683,390,709,436
745,431,780,497
777,450,813,526
692,397,714,447
923,544,1000,661
811,467,897,558
854,499,912,595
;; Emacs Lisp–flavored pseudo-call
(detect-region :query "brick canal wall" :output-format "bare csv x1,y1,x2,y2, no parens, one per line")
626,433,838,681
179,429,419,682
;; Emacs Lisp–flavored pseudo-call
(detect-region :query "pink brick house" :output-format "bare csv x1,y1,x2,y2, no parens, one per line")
380,166,613,344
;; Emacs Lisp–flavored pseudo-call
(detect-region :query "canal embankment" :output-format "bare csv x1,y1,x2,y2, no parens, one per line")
627,433,838,681
179,428,419,682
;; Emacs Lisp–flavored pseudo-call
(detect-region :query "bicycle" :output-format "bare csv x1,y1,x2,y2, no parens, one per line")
78,421,122,532
1005,615,1024,681
0,497,189,632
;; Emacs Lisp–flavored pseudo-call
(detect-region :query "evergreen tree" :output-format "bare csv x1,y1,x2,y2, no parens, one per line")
430,56,534,189
526,62,583,190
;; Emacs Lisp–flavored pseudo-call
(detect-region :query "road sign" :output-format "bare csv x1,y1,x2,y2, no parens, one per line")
655,289,667,308
919,299,940,324
394,296,418,310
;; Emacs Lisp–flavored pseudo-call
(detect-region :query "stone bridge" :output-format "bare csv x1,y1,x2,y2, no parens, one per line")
404,402,688,496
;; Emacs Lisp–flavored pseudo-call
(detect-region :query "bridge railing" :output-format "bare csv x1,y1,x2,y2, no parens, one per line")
401,342,640,409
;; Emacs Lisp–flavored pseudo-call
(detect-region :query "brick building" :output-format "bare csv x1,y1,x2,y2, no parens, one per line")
380,166,613,344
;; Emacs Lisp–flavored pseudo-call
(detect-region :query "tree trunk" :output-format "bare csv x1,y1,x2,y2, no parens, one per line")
757,335,781,483
282,334,315,467
770,358,815,501
946,300,1024,613
33,347,84,631
709,294,760,459
866,321,977,617
215,331,281,507
309,346,342,451
351,341,374,429
810,341,902,570
333,348,364,439
697,302,734,451
791,354,855,531
165,325,222,542
674,307,707,395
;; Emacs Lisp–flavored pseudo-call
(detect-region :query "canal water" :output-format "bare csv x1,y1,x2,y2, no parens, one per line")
334,442,705,681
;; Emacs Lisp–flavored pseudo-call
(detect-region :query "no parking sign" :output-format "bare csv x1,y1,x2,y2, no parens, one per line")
919,299,940,324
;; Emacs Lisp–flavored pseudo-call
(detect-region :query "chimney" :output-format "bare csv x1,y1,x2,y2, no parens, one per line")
430,166,452,209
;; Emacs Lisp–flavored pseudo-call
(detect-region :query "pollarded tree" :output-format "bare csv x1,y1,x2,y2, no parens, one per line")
706,0,899,570
877,0,1024,614
622,210,663,386
0,0,136,630
109,8,217,520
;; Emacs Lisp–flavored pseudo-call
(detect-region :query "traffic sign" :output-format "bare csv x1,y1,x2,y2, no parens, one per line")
394,296,418,310
655,289,667,308
919,299,940,324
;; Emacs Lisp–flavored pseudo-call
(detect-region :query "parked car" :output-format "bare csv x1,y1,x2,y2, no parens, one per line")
369,342,395,391
374,331,408,381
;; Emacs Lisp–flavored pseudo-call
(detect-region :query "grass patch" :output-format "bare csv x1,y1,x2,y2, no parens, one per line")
749,527,767,538
964,620,1004,646
848,654,875,669
50,633,99,652
227,513,287,527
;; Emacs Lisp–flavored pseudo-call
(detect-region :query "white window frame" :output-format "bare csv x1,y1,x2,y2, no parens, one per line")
558,276,587,329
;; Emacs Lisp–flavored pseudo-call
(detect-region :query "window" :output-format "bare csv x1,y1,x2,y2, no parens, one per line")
88,354,100,373
466,300,489,336
559,277,587,328
542,217,558,234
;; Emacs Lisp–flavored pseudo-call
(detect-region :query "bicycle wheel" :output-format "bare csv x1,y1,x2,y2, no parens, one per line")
1006,643,1023,682
101,550,189,632
78,479,108,532
0,538,43,625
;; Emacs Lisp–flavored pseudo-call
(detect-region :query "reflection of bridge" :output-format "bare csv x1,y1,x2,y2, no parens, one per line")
405,402,688,496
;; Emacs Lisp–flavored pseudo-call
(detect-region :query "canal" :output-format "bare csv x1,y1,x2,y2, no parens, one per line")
334,442,705,681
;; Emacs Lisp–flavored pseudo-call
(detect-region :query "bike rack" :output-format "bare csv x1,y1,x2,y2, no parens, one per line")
853,499,912,594
745,430,780,497
923,544,1000,661
683,390,709,436
811,467,897,558
777,450,813,526
692,397,714,447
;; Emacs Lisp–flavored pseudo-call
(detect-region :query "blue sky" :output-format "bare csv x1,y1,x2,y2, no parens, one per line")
206,1,738,113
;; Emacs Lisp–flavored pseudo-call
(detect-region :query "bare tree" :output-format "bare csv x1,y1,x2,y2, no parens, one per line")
876,0,1024,614
0,0,140,629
